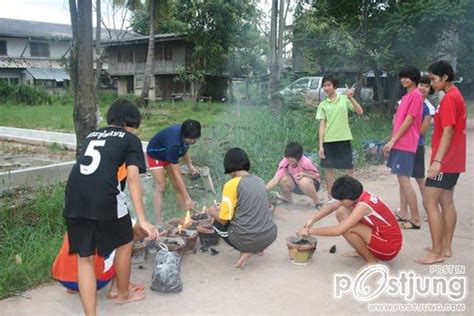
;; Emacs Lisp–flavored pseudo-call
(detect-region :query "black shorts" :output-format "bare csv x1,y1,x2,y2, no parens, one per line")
425,173,460,191
321,140,353,169
212,221,239,251
66,214,134,257
412,145,425,179
291,178,321,195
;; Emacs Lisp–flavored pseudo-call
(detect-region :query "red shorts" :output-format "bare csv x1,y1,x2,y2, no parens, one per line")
367,231,401,261
147,155,170,169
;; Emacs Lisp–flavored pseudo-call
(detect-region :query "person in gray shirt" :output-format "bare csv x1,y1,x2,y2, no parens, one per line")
207,148,278,268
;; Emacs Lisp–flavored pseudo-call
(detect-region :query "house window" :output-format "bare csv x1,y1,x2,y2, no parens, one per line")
117,47,133,63
0,40,7,55
155,45,173,61
134,46,146,63
30,41,50,57
9,78,19,85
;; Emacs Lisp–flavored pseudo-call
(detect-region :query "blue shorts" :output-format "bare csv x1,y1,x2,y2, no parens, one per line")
387,149,415,176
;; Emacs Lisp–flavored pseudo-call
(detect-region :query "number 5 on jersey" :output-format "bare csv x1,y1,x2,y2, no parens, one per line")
80,140,106,175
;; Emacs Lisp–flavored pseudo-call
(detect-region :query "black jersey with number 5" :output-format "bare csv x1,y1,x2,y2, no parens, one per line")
63,127,146,220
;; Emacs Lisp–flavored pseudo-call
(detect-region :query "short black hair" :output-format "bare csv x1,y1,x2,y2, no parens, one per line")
181,119,201,139
428,60,454,82
399,65,421,84
284,142,303,160
418,75,435,95
224,147,251,174
106,99,141,128
322,76,338,88
331,176,363,201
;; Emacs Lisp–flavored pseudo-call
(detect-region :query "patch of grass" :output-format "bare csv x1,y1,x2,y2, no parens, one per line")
0,185,65,299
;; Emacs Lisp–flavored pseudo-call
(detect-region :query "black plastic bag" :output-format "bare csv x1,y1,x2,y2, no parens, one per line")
150,243,183,293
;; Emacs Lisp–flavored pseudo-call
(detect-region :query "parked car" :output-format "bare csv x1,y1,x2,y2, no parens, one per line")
278,76,373,106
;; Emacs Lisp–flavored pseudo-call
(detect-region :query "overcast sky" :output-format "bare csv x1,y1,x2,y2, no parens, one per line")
0,0,285,33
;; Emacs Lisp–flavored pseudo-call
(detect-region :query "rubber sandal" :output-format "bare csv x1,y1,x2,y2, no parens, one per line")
395,214,408,222
394,209,408,222
400,220,420,230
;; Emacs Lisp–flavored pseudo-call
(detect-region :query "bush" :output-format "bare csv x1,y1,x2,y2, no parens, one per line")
0,83,52,105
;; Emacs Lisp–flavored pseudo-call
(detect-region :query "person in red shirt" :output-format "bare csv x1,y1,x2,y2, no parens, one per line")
298,176,402,268
416,60,467,265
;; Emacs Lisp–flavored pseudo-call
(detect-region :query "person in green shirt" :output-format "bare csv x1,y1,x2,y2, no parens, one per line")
316,76,364,200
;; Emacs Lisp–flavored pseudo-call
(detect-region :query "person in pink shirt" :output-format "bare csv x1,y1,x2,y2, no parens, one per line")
266,142,323,209
383,65,424,230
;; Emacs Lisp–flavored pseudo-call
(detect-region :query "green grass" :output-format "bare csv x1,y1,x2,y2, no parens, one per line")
0,186,66,299
0,96,394,299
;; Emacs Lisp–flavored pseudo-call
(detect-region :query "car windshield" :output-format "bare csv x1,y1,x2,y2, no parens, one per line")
290,79,309,90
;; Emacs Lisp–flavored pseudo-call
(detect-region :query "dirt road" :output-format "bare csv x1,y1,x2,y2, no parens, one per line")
1,127,472,315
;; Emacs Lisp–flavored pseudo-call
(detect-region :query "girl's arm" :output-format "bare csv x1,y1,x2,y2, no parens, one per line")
266,174,281,190
383,114,414,154
420,115,432,136
319,120,326,158
207,205,229,225
347,91,364,115
301,204,369,237
304,201,341,228
127,165,158,239
428,126,454,178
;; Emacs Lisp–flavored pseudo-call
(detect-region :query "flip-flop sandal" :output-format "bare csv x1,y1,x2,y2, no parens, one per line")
400,220,420,230
395,214,408,222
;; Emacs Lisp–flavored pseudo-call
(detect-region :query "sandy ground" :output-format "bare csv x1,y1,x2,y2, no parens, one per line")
1,128,473,315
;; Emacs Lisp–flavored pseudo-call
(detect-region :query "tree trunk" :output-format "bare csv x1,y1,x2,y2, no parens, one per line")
69,0,98,157
139,0,157,107
94,0,103,90
374,68,385,107
269,0,281,115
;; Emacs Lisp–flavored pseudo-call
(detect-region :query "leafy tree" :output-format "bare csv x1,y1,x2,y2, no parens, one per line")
293,0,469,108
129,0,263,102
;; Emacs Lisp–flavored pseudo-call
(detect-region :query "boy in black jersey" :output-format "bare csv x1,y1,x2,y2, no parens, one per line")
63,99,157,314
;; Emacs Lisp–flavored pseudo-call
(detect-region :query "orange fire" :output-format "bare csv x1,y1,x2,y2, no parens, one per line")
184,210,191,228
178,224,183,235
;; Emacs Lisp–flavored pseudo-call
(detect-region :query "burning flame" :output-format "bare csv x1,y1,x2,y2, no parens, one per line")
184,210,191,227
178,224,183,235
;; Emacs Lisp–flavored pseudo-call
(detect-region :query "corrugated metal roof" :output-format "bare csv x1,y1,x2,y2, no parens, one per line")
26,68,70,81
0,56,64,69
0,18,138,40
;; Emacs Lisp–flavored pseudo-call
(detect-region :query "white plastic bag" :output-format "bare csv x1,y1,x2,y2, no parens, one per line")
150,243,183,293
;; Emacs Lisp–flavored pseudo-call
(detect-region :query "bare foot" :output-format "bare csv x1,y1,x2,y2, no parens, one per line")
234,252,253,269
415,251,445,265
423,247,452,257
107,283,145,300
342,251,362,258
66,288,78,294
114,288,146,305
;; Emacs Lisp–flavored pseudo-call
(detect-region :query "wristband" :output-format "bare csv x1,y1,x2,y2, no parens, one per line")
433,159,443,164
